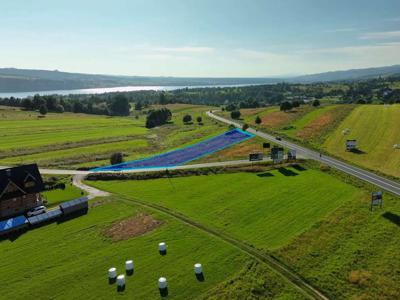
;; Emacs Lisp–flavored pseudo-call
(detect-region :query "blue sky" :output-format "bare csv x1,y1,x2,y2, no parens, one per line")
1,0,400,77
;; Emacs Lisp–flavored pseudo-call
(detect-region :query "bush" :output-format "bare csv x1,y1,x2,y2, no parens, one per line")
110,152,124,165
196,116,202,124
231,110,241,119
320,163,331,172
183,114,192,124
242,123,249,131
225,103,237,111
255,115,262,125
146,108,172,128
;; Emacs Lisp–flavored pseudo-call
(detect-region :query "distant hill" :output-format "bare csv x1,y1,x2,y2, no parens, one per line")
289,65,400,83
1,65,400,93
0,68,277,93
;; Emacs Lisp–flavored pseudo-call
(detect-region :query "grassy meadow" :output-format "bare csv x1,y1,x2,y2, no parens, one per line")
42,175,85,206
87,163,400,299
0,104,229,169
89,166,363,250
219,103,400,178
323,104,400,177
0,196,304,299
275,165,400,299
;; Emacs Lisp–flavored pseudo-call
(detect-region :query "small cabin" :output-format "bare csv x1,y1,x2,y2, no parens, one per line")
346,139,357,151
0,164,44,220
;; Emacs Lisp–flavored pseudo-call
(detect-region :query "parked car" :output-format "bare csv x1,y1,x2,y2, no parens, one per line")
27,205,46,217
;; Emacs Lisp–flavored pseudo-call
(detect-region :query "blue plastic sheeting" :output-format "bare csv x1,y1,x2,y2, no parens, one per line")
92,128,254,172
27,208,62,226
0,215,28,234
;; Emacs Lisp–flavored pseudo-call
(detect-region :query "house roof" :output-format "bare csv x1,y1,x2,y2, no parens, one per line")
0,164,44,201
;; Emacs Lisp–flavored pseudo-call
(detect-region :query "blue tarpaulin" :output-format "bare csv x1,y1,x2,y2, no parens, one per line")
0,215,28,234
92,128,254,172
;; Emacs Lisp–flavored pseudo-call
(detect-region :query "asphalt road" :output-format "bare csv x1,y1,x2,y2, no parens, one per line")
207,111,400,196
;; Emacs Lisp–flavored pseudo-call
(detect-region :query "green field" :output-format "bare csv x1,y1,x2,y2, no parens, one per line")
275,166,400,299
89,166,362,250
87,164,400,299
0,104,228,169
323,105,400,177
42,175,85,206
0,197,303,299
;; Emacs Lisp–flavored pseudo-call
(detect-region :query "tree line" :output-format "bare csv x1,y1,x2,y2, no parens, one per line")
1,76,399,117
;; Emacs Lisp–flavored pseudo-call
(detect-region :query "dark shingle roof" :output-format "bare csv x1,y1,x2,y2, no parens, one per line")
0,164,44,201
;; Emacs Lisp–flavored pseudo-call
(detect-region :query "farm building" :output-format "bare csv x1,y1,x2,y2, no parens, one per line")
0,164,44,220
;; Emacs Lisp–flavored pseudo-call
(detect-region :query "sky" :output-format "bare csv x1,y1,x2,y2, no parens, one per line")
1,0,400,77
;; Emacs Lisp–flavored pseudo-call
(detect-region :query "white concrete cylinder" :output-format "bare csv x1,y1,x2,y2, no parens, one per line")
125,260,134,271
194,263,202,274
159,242,166,252
117,275,125,287
158,277,167,289
108,267,117,279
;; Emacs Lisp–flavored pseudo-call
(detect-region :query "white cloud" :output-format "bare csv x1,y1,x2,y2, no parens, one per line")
153,46,215,54
359,30,400,39
234,48,291,61
324,28,357,33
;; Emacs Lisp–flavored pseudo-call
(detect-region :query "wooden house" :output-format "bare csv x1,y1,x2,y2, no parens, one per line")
0,164,44,219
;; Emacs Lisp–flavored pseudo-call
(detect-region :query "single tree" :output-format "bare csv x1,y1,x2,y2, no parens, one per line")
255,115,262,125
110,152,124,165
22,98,34,110
39,104,48,115
231,110,241,119
108,94,131,116
242,123,249,131
183,114,192,124
145,108,172,128
196,116,202,124
159,92,167,105
280,101,293,112
55,104,65,113
135,101,143,111
73,101,85,113
312,99,320,107
292,101,300,108
225,103,237,111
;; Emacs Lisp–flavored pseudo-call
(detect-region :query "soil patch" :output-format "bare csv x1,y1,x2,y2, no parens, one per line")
296,113,333,139
104,213,163,242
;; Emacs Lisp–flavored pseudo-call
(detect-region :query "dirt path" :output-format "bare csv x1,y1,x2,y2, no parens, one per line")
72,174,109,199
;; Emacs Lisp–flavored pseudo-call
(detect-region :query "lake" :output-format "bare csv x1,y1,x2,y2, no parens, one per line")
0,83,261,98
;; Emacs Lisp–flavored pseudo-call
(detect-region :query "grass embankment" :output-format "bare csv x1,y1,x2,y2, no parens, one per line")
275,163,400,299
89,166,362,250
0,197,303,299
323,104,400,177
0,104,228,169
